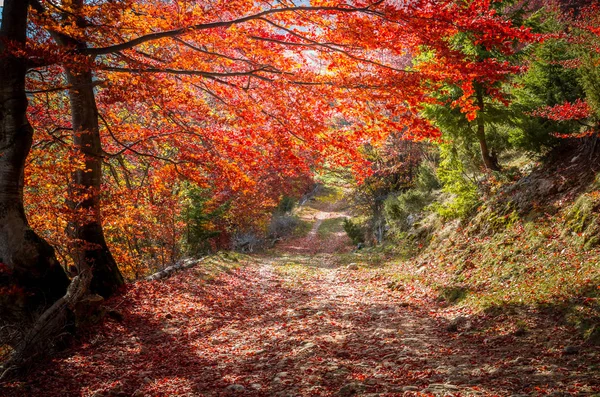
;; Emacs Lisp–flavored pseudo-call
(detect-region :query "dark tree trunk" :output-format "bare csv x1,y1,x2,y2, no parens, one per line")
65,67,124,298
0,0,69,329
475,84,501,172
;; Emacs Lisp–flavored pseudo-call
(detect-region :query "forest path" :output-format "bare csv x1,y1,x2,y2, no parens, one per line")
4,192,598,396
275,187,352,256
4,253,494,397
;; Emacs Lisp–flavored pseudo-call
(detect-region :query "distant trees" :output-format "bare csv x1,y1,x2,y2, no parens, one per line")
346,135,425,244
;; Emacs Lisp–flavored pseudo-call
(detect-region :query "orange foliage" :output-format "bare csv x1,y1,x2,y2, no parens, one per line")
21,0,535,277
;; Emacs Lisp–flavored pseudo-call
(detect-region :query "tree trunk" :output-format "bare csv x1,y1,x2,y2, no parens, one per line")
0,0,69,329
475,84,501,172
65,67,125,298
55,0,124,298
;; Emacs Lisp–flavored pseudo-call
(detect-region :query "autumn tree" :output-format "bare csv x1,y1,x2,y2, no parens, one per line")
0,0,69,337
23,0,442,281
0,1,545,364
416,0,534,171
28,0,125,297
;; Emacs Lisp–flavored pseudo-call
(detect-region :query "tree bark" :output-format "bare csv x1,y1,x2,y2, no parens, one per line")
65,67,125,298
475,84,501,172
52,0,124,298
0,0,69,329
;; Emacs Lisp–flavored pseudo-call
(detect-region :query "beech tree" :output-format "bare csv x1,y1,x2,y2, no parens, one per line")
0,0,69,332
24,0,440,282
29,0,125,298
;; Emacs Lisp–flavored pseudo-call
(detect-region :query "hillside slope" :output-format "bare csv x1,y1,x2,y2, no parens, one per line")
377,141,600,348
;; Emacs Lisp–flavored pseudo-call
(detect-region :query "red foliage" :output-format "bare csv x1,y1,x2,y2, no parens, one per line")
532,99,594,121
19,0,540,276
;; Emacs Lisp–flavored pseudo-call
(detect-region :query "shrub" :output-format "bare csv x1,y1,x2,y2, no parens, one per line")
416,163,441,191
384,189,432,232
433,146,481,220
268,214,301,239
343,218,366,245
276,196,296,214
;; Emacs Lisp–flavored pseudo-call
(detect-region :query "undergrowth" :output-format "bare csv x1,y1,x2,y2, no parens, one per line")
385,199,600,342
317,217,345,238
373,153,600,343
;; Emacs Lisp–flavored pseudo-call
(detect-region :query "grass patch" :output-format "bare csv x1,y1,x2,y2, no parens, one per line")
393,208,600,340
293,219,312,237
437,286,469,304
190,251,248,280
306,185,348,211
336,246,397,268
317,217,345,238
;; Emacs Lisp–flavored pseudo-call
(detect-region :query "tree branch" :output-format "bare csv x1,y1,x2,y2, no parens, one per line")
81,3,384,56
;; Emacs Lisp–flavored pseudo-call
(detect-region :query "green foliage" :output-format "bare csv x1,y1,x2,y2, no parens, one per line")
384,189,431,232
423,92,477,146
184,187,227,255
276,196,296,214
416,162,441,191
432,145,480,220
578,54,600,119
346,137,425,244
293,219,312,238
317,217,345,238
343,218,365,245
422,85,516,170
510,38,586,150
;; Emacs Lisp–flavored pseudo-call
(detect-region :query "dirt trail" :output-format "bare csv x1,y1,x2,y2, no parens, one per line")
3,197,599,396
275,197,352,255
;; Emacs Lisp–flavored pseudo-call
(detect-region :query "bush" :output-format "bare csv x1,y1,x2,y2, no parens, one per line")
276,196,296,214
343,218,365,245
433,146,481,220
509,37,585,151
416,163,441,191
268,214,301,239
384,189,432,232
432,182,479,220
232,232,262,252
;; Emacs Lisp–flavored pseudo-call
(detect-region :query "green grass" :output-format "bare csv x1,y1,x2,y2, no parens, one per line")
293,219,312,237
335,245,399,268
317,217,345,238
190,251,249,281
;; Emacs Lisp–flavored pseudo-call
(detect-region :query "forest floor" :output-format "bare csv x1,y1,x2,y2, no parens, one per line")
2,193,600,396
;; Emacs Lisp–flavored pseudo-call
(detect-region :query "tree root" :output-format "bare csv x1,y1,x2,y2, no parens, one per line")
0,269,92,381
